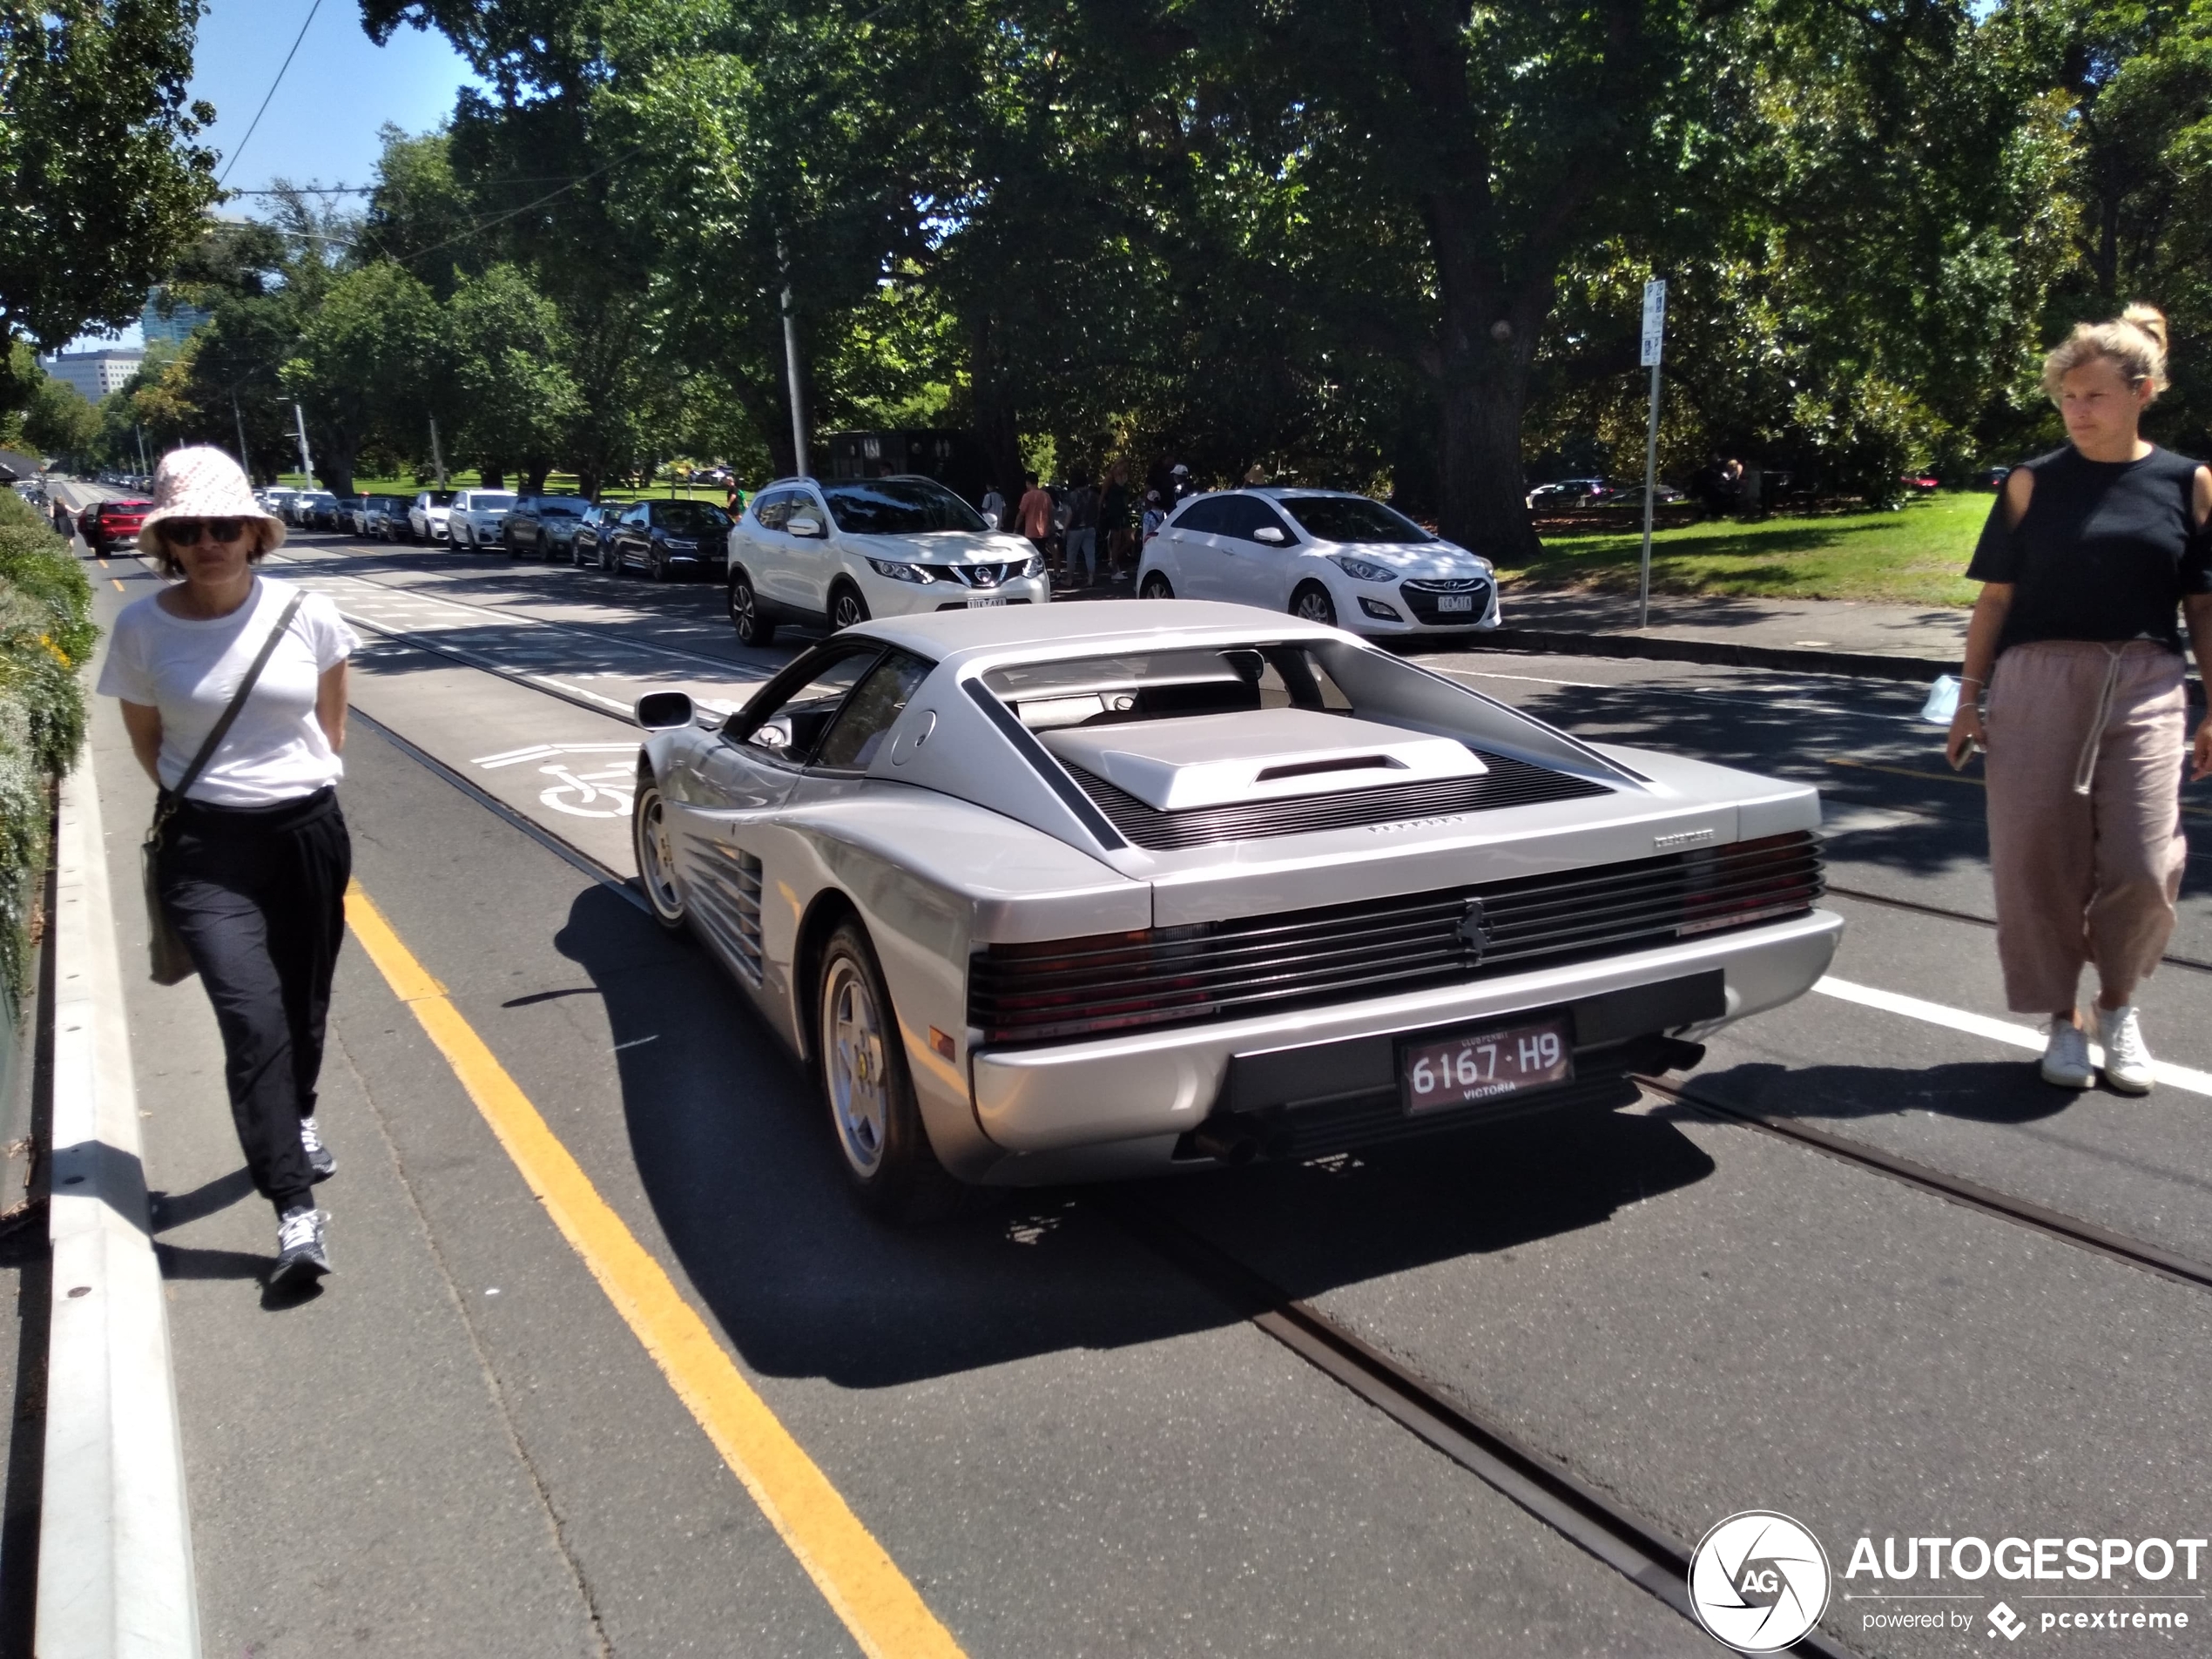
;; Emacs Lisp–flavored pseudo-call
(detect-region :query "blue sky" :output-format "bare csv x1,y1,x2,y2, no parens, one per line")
68,0,477,348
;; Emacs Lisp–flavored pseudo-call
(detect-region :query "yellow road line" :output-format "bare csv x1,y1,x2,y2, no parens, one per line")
1826,755,2212,819
111,578,125,591
343,883,966,1659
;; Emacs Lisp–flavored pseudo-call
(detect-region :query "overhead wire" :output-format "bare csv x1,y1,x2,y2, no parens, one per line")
216,0,327,188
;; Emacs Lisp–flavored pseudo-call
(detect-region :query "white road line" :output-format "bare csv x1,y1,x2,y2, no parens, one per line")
1813,975,2212,1097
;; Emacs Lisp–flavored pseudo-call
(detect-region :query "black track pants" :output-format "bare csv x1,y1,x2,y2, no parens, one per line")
156,787,351,1215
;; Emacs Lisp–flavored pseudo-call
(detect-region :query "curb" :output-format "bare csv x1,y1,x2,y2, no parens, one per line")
1473,626,1952,683
37,760,200,1657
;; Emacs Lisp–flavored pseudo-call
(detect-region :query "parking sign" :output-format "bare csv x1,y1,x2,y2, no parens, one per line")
1640,279,1667,368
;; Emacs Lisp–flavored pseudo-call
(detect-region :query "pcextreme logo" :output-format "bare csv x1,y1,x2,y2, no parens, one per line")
1689,1510,1833,1653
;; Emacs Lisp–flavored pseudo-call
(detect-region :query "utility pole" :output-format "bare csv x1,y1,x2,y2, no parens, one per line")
1636,278,1667,632
778,238,810,478
134,424,150,479
428,415,447,488
292,401,314,487
232,391,251,479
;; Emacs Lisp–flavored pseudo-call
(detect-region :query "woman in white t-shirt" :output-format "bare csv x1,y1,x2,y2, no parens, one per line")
96,448,359,1285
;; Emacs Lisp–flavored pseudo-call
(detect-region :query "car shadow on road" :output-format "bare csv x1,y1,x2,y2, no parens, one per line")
1682,1058,2072,1127
550,883,1720,1390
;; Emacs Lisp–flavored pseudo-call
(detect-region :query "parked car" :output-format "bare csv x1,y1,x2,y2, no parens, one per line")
338,496,374,535
571,502,627,569
725,474,1047,645
631,602,1836,1213
502,494,591,558
308,495,352,531
605,498,734,582
1136,488,1498,637
1900,472,1941,494
78,498,153,553
408,489,457,543
361,496,411,541
287,490,336,528
447,489,518,549
1525,478,1608,511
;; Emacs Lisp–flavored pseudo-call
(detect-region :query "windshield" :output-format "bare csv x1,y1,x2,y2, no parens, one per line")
472,493,516,509
537,498,585,516
822,478,986,536
421,491,455,505
1277,496,1434,544
982,646,1353,732
653,502,731,533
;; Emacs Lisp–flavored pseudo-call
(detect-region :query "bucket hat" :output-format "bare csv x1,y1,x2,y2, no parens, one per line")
137,446,286,556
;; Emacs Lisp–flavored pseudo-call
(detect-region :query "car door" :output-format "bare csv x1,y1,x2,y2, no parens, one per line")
1170,497,1240,599
746,489,806,610
674,644,885,989
780,488,837,616
614,503,650,568
1214,495,1300,607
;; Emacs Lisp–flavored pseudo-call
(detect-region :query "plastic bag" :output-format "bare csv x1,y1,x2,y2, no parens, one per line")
1919,674,1960,726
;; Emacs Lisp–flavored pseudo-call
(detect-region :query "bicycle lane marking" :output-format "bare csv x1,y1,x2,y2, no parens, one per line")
343,882,968,1659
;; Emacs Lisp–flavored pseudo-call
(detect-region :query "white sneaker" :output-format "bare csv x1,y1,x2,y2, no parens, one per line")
2040,1018,2094,1089
2095,1005,2155,1095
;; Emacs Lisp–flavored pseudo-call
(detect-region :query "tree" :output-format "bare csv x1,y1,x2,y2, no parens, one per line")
280,262,444,493
0,0,218,378
22,373,100,462
445,263,579,490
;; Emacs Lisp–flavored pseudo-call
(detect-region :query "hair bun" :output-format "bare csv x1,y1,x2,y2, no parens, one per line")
2123,302,2169,354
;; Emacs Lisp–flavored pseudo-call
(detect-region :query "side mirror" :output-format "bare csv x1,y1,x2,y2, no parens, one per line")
981,510,1000,530
787,515,825,538
1253,525,1289,545
636,691,696,730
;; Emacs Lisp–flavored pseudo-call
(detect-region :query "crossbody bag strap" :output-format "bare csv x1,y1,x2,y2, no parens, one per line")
156,591,307,821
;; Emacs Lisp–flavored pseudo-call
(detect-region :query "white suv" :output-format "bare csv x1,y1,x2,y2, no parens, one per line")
1136,488,1500,637
448,489,517,549
725,475,1049,644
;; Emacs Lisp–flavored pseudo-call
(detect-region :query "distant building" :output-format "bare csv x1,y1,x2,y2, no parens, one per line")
40,348,144,402
140,288,212,347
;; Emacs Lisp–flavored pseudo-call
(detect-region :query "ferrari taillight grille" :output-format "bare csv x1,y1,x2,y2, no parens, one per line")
967,832,1823,1045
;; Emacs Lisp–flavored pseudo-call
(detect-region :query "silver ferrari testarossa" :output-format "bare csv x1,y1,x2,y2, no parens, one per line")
632,602,1840,1215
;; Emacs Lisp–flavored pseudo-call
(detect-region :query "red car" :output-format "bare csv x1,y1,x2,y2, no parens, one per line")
78,498,152,553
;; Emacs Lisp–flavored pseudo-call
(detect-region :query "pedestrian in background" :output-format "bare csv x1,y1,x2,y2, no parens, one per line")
980,481,1008,529
1016,472,1055,565
1141,489,1166,543
1099,462,1132,577
98,447,360,1285
1947,305,2212,1095
1063,471,1098,588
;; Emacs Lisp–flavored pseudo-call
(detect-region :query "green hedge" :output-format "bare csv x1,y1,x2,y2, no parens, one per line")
0,489,95,999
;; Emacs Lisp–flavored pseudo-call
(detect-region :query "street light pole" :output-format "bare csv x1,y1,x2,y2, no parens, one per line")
232,392,251,478
293,401,315,487
778,238,809,478
1636,278,1668,632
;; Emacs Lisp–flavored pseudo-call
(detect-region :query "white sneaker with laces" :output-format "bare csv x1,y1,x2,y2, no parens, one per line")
2040,1018,2094,1089
2095,1004,2155,1095
271,1205,331,1284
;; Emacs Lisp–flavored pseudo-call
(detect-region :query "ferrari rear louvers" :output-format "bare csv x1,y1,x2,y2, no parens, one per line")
1057,752,1612,851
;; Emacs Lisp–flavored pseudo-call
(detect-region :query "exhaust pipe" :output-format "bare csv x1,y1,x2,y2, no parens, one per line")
1186,1121,1258,1166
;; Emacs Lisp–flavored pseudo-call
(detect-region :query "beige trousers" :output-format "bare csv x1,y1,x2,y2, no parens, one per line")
1985,640,2188,1014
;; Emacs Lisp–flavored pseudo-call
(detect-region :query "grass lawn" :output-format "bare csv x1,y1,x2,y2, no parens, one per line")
275,472,736,509
1506,489,1990,608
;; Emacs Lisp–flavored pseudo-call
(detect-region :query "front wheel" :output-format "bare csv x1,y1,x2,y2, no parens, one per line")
1291,582,1338,628
828,585,869,631
729,572,775,644
816,920,959,1218
631,778,687,934
1139,571,1174,600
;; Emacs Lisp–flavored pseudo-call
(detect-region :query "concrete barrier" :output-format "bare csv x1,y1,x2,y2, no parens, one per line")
38,759,199,1656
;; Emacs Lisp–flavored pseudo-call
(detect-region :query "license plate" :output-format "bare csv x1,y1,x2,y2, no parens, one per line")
1399,1014,1572,1115
968,596,1008,608
1436,592,1474,612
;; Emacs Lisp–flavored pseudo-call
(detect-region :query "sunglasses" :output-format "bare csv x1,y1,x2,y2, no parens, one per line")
160,517,251,546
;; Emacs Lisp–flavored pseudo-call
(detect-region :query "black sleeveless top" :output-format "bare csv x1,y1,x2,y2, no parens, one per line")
1966,444,2212,655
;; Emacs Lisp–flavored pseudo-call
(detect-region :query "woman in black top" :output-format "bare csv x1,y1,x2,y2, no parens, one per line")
1947,305,2212,1094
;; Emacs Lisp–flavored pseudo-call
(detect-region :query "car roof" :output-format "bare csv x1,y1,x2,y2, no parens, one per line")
848,599,1345,665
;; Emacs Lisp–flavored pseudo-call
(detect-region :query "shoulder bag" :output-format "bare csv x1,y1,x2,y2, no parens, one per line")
142,592,305,985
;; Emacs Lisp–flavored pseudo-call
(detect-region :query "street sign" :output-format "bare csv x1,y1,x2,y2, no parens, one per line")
1640,279,1668,368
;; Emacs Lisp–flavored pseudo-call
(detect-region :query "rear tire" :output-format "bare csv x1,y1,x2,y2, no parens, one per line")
1291,582,1338,628
1139,571,1174,600
729,572,775,644
816,920,960,1220
632,779,687,934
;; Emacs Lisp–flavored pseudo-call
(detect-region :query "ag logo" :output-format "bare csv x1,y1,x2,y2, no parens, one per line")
1688,1510,1832,1653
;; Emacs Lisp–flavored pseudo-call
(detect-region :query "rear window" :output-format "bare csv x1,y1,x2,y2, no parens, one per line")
652,501,731,532
1276,496,1433,544
982,646,1352,732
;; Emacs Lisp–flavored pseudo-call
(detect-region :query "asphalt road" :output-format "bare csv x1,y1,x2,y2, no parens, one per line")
74,518,2212,1657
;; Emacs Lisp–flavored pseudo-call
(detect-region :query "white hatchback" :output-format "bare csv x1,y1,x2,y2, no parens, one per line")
725,475,1049,645
1136,489,1500,637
